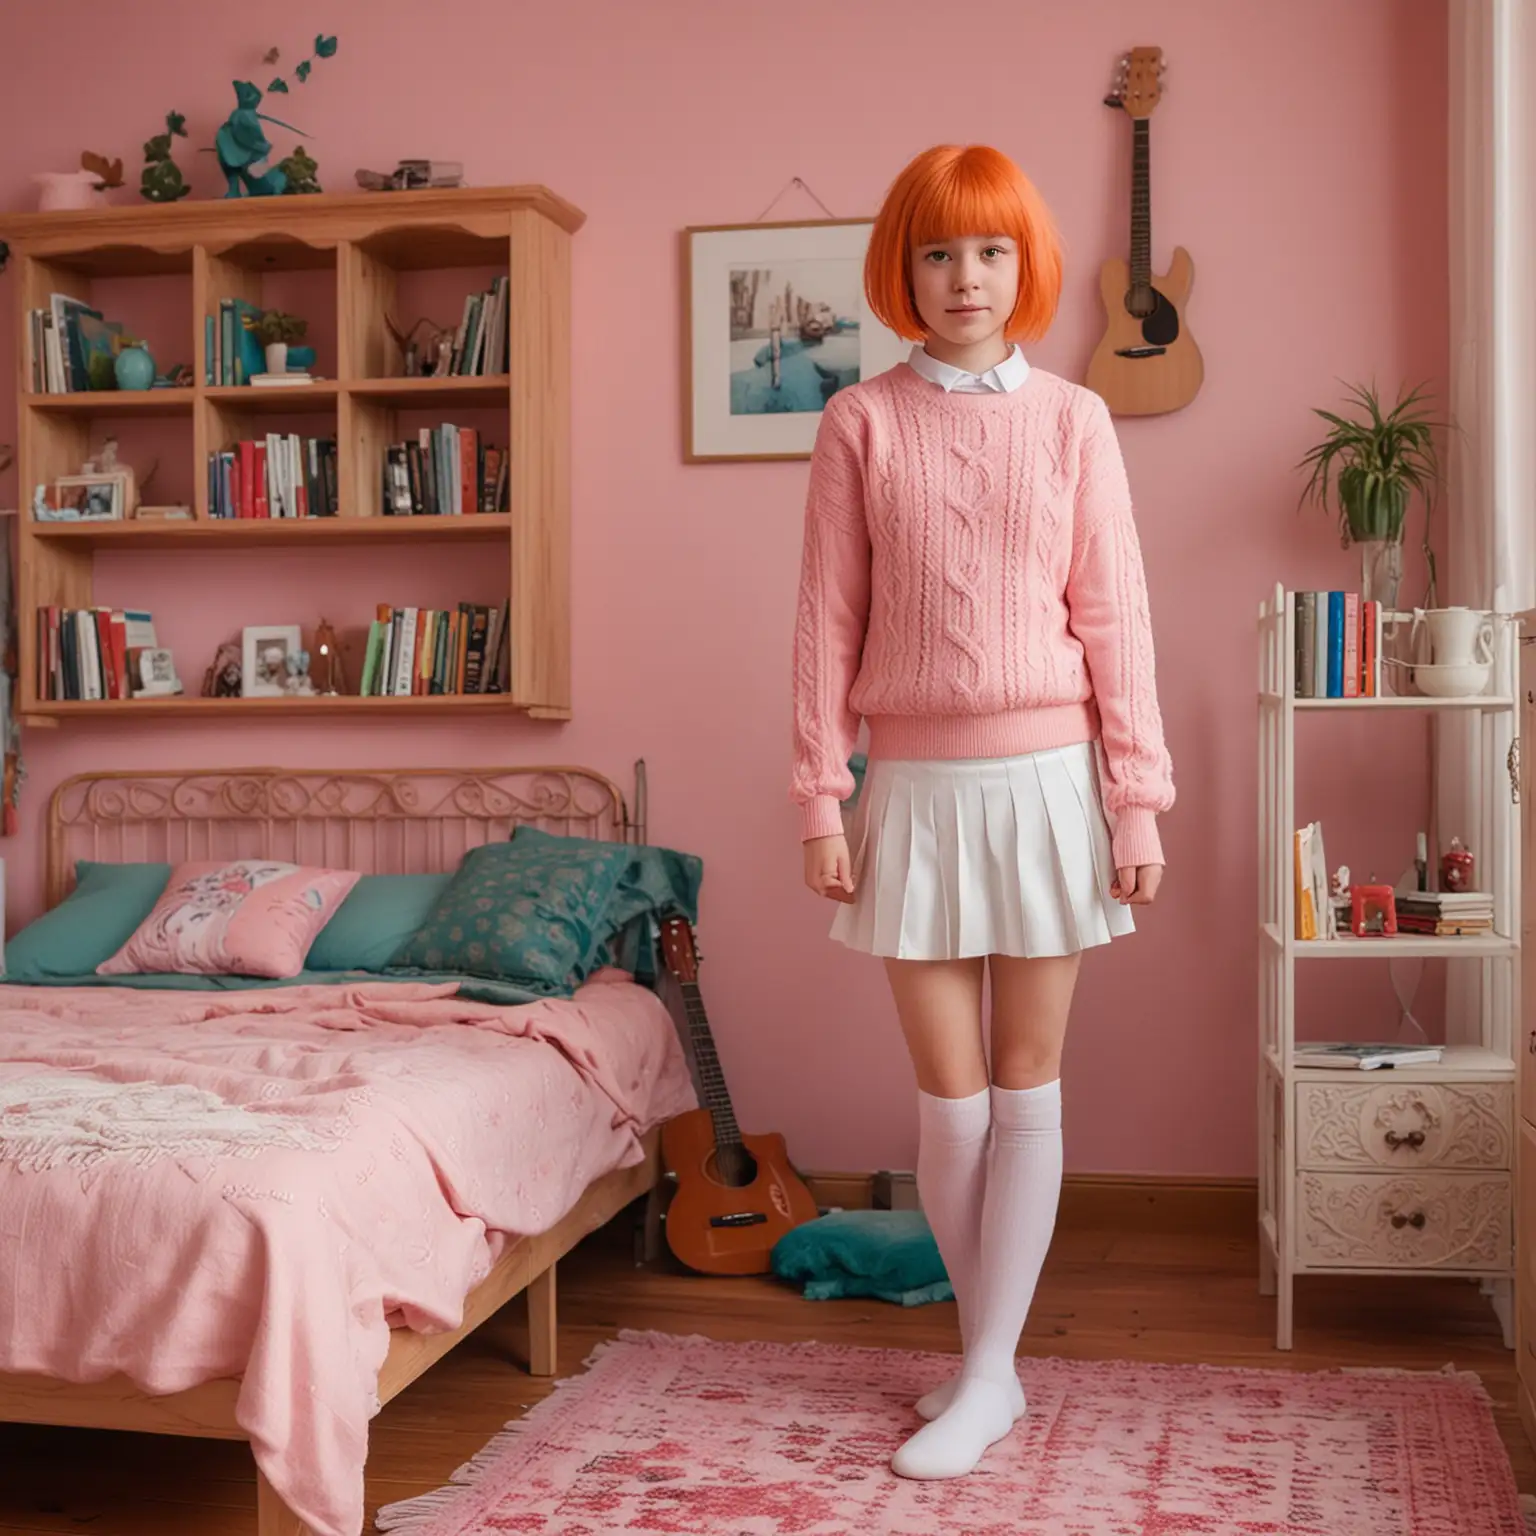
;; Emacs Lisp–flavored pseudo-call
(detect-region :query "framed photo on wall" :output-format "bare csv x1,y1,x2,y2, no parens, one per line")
241,624,302,699
683,219,907,462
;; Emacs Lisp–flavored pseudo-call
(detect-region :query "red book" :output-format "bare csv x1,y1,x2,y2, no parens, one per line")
1342,593,1360,698
252,441,269,519
109,612,129,699
459,427,477,516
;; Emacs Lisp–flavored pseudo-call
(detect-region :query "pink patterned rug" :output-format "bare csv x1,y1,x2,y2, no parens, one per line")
375,1330,1526,1535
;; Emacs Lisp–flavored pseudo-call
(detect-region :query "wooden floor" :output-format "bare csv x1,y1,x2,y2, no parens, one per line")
0,1192,1530,1532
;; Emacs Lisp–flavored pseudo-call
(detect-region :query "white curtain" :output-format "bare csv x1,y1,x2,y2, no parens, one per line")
1445,0,1536,1041
1449,0,1536,615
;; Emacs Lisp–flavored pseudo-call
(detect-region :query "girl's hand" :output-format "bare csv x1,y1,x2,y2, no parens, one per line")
1112,864,1163,906
805,834,856,902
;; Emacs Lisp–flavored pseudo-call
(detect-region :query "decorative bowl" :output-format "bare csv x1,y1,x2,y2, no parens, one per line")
1412,661,1490,698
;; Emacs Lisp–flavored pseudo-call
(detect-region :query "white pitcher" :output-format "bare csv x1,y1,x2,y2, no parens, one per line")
1411,606,1494,666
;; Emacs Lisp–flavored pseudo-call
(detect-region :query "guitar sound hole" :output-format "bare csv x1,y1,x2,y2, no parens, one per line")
1122,286,1180,347
708,1146,758,1190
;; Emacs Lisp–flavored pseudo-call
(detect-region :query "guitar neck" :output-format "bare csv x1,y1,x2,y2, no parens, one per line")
680,980,743,1151
1130,118,1151,289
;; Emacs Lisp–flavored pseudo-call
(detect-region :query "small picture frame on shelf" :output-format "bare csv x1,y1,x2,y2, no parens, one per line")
241,624,302,699
45,471,132,522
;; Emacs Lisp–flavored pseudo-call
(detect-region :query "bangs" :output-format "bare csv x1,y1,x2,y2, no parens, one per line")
906,153,1028,249
864,144,1064,344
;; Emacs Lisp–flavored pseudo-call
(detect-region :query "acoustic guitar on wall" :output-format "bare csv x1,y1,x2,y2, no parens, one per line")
1086,45,1204,417
658,915,820,1275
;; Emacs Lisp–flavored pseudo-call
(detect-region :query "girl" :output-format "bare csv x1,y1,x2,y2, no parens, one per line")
789,144,1174,1481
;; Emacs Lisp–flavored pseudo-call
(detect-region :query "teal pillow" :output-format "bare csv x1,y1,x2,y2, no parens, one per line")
771,1210,955,1306
304,873,451,972
4,861,170,981
391,830,632,991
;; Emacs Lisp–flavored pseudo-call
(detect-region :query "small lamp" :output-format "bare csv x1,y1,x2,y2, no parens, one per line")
313,618,345,696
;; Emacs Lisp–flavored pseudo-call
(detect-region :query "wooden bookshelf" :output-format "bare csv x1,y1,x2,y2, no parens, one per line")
1,186,582,723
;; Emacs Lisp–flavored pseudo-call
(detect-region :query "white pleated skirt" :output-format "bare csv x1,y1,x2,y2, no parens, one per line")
830,741,1135,961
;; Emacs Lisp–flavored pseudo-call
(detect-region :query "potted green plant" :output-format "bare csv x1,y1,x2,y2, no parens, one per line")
1297,381,1445,611
242,309,308,376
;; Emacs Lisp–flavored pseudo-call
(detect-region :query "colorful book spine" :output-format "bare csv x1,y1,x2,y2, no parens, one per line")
1325,592,1345,697
1342,592,1360,698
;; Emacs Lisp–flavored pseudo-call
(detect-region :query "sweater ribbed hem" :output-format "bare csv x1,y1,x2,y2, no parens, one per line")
800,796,846,842
865,702,1097,763
1109,806,1164,871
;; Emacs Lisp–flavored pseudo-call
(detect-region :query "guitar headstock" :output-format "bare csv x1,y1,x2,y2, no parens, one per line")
659,915,699,984
1104,46,1166,118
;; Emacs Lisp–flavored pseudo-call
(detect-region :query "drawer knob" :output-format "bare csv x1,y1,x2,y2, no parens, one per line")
1383,1129,1426,1150
1390,1209,1427,1230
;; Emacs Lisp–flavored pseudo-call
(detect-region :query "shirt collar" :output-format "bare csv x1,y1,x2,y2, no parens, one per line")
906,343,1031,394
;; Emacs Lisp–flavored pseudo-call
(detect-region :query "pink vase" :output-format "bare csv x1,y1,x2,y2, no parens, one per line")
32,172,109,212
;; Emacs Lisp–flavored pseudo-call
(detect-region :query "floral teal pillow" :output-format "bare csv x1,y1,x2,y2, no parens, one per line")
390,831,632,991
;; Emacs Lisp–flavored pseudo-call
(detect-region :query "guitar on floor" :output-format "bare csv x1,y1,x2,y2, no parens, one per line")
1086,45,1204,416
658,915,820,1275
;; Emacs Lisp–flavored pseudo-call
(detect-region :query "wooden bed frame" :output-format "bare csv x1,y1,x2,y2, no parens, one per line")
0,763,672,1535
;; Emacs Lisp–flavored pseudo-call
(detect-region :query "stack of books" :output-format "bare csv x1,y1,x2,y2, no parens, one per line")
207,299,265,386
433,276,508,377
381,426,507,516
358,602,510,697
1395,889,1495,936
28,292,128,394
209,436,338,519
36,607,158,701
1292,590,1384,699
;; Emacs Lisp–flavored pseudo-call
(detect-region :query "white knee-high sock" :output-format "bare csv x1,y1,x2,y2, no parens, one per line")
892,1079,1062,1479
915,1088,990,1348
963,1079,1063,1385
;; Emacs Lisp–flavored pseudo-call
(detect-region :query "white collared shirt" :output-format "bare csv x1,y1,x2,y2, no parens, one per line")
906,343,1031,395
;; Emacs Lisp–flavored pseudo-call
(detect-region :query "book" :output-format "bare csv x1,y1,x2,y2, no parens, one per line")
1293,820,1332,940
1296,592,1317,699
1292,1043,1444,1070
1342,592,1360,697
1326,591,1345,697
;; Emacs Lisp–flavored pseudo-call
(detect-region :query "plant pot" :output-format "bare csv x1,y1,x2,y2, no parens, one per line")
33,171,108,212
1358,538,1403,611
113,344,155,391
264,342,288,376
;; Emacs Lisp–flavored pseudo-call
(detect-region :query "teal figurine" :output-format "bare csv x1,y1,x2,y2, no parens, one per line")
215,81,306,197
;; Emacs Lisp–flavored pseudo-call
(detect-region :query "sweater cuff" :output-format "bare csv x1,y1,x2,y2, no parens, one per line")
800,796,846,842
1110,806,1164,871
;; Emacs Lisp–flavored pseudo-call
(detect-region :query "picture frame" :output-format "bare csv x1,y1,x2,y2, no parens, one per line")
49,471,132,522
683,218,906,462
241,624,302,699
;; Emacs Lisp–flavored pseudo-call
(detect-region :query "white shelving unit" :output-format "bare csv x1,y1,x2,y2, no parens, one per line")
1257,584,1521,1350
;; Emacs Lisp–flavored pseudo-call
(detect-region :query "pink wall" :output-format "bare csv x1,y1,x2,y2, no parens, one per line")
0,0,1448,1176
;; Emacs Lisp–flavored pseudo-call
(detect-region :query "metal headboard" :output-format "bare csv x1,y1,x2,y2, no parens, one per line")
46,760,647,909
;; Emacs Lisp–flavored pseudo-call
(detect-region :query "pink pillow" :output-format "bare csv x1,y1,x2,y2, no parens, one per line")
97,859,360,979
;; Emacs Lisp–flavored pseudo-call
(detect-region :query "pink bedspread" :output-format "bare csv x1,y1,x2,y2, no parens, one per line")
0,973,696,1536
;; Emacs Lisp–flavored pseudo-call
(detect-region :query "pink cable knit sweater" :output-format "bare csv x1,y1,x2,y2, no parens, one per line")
790,362,1174,869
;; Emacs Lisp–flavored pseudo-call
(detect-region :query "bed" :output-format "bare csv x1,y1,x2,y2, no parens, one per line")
0,763,694,1536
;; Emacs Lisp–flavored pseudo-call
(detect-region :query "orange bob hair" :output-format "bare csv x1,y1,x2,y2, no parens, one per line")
864,145,1063,344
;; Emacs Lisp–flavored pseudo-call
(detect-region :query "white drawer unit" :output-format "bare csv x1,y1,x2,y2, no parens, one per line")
1296,1080,1513,1172
1298,1170,1512,1270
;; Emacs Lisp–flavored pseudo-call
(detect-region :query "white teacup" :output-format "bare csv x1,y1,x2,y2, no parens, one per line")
1410,607,1494,668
